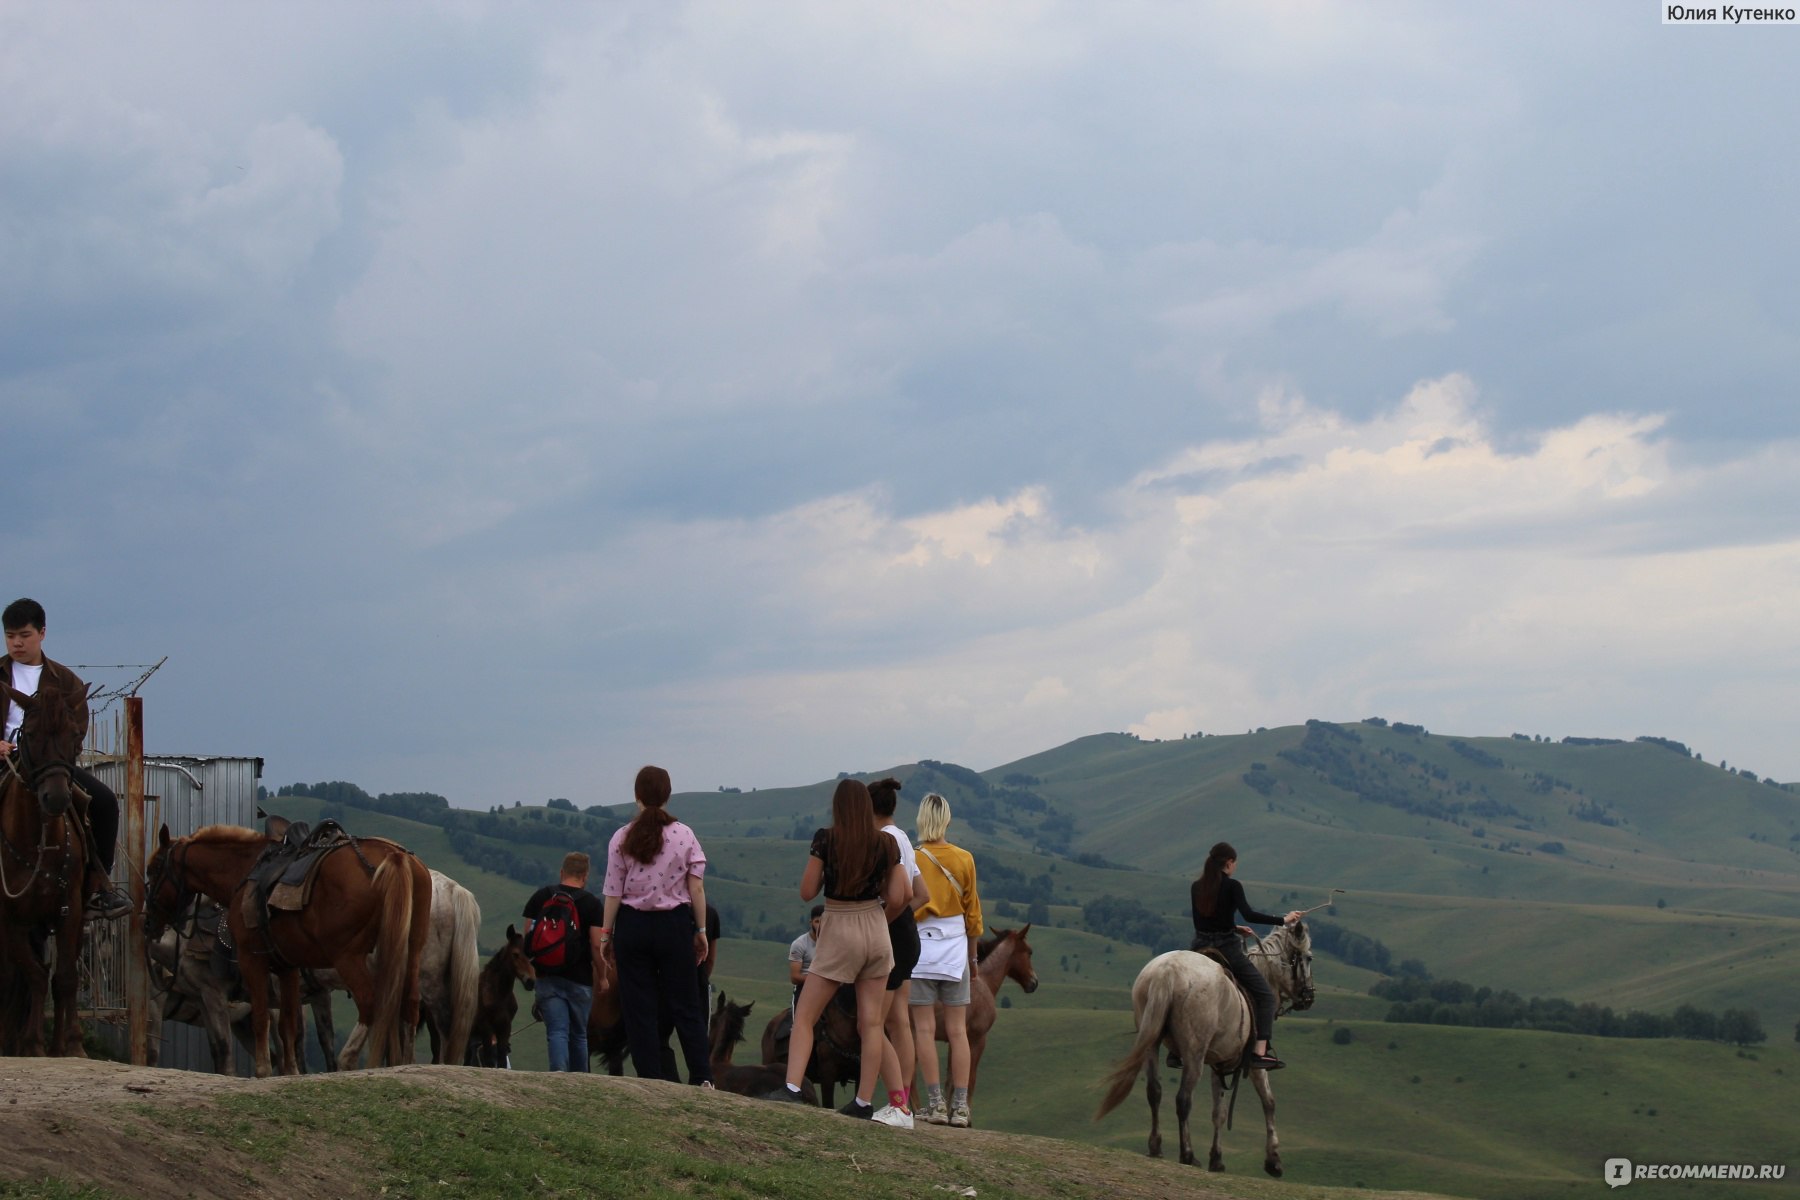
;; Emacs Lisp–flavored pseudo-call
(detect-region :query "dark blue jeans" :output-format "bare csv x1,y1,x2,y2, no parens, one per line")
536,973,593,1072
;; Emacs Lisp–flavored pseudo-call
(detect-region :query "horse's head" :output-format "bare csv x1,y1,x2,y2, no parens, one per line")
1275,921,1315,1011
6,682,90,818
980,925,1040,994
708,993,754,1060
502,924,537,992
143,824,194,941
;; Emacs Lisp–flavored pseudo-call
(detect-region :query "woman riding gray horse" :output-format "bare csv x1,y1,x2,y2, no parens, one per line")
1189,841,1302,1070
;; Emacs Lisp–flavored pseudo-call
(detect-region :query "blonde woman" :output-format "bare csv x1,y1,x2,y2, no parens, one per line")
907,792,982,1128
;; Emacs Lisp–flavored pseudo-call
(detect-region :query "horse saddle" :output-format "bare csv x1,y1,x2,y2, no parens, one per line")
241,819,357,928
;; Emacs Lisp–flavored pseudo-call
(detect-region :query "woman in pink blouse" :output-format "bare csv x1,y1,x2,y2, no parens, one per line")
599,765,714,1087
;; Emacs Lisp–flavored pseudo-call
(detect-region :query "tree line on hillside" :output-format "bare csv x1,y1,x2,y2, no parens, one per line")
1277,720,1526,827
1372,975,1767,1045
276,781,627,889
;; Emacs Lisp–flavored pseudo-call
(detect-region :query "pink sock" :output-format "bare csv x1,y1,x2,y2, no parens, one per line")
889,1089,909,1111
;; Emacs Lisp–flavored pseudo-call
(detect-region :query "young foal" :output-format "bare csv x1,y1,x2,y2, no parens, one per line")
709,994,810,1100
468,925,535,1067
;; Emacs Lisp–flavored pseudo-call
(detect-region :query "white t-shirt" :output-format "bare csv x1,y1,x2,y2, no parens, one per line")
881,823,921,883
4,662,41,741
788,930,817,974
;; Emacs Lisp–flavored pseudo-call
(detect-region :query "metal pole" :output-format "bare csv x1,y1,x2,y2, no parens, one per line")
124,696,149,1066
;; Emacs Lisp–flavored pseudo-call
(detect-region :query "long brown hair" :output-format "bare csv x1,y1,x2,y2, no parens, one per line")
826,777,881,890
621,765,676,864
1192,841,1237,918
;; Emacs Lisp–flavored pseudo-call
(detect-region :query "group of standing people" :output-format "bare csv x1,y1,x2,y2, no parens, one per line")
523,767,1290,1108
523,767,982,1126
765,776,982,1129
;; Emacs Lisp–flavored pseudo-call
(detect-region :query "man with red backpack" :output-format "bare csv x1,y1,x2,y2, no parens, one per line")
523,852,607,1071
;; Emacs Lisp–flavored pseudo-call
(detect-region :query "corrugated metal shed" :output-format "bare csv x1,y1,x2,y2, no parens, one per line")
86,754,263,1072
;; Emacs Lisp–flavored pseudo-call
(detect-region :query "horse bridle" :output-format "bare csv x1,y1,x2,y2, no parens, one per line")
0,733,86,902
1249,925,1314,1016
145,838,204,942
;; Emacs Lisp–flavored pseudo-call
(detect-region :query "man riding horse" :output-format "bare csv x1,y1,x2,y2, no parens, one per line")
2,598,131,920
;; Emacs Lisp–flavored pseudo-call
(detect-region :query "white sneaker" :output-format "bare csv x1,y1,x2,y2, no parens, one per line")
871,1104,915,1128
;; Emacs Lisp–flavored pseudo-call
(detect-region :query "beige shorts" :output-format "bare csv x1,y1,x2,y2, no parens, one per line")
809,899,894,984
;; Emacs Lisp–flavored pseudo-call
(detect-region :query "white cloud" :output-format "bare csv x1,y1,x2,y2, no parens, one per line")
565,375,1800,787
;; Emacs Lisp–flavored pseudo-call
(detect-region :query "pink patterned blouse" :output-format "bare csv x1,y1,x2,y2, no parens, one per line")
604,819,707,911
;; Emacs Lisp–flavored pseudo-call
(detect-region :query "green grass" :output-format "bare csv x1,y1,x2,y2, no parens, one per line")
0,1185,124,1200
968,1011,1800,1200
47,1071,1459,1200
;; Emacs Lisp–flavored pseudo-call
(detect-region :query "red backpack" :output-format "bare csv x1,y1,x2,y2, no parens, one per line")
525,890,582,969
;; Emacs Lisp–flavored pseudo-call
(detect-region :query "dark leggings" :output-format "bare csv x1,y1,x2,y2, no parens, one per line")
1198,936,1276,1042
72,766,118,873
615,904,712,1085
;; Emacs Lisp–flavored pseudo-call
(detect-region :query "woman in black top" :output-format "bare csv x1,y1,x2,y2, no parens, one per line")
765,778,909,1116
1191,841,1303,1070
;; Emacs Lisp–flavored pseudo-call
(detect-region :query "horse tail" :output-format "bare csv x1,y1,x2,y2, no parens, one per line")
444,880,482,1065
1095,960,1178,1120
366,852,417,1067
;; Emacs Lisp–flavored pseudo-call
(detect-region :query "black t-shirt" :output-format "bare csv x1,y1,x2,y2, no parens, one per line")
523,884,607,982
809,828,899,902
1191,877,1282,935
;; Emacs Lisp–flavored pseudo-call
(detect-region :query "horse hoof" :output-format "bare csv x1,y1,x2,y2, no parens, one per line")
1264,1161,1283,1178
1208,1156,1225,1173
1180,1151,1196,1166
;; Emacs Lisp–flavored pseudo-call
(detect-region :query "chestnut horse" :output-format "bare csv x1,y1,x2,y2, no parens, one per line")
0,679,94,1057
468,924,535,1067
146,896,337,1073
144,823,431,1077
303,868,484,1067
951,924,1040,1096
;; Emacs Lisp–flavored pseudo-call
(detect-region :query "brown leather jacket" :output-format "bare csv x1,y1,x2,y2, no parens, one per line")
0,656,90,744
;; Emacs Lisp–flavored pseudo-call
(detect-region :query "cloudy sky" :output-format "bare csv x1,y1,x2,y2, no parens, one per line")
5,2,1797,805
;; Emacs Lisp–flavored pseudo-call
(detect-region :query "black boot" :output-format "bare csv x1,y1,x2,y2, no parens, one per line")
87,883,132,920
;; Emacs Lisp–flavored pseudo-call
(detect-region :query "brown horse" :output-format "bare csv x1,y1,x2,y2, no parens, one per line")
468,924,535,1067
144,823,432,1077
301,868,484,1067
0,679,95,1058
708,993,810,1099
949,924,1039,1096
757,988,861,1108
146,895,338,1074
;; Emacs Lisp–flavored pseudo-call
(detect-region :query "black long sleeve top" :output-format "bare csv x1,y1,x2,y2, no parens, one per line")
1191,877,1282,935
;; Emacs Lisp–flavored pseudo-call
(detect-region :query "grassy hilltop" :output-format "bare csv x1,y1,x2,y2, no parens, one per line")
260,720,1800,1200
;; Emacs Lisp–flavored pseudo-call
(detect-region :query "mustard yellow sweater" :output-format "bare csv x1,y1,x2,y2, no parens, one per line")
912,840,982,940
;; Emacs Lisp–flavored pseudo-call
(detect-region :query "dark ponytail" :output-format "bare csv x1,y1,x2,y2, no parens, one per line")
1192,841,1237,918
621,765,677,864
